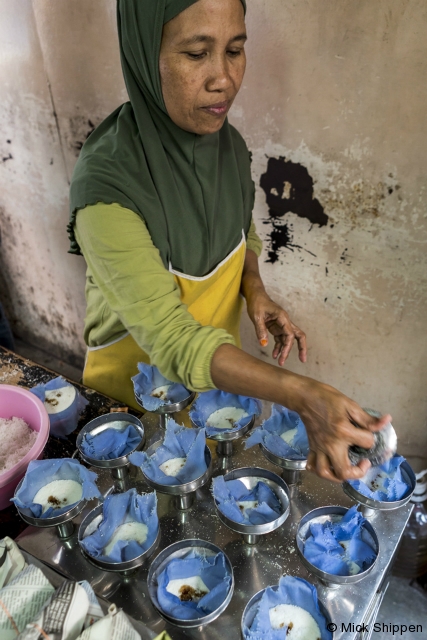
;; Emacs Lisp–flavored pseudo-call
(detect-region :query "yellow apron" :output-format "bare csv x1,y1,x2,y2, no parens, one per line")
83,235,246,409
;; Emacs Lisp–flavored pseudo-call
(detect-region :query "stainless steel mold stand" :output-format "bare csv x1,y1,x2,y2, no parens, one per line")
142,443,212,511
295,505,380,589
147,539,234,628
76,412,145,485
135,392,196,430
342,459,416,518
191,414,255,458
78,503,161,576
214,467,290,545
259,442,307,485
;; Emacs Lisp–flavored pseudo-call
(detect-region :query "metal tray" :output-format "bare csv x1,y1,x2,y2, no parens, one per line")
16,408,414,640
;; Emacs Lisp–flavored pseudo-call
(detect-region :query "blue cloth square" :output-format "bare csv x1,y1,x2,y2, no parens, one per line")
129,420,207,485
303,506,377,576
11,458,100,518
30,377,88,438
212,475,282,525
156,550,232,620
347,455,410,501
189,390,262,436
132,363,190,411
245,404,309,460
79,489,158,563
242,576,332,640
80,423,141,460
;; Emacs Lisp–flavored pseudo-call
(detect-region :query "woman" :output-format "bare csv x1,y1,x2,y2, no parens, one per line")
68,0,390,482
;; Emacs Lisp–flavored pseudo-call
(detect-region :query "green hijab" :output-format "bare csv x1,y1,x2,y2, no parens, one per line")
68,0,253,277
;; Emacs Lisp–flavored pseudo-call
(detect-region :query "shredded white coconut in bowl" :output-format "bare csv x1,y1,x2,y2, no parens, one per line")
0,417,38,474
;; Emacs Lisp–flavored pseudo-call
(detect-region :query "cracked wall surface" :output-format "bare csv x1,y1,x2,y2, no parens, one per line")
0,0,426,456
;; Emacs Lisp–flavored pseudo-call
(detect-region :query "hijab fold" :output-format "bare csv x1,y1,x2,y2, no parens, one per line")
69,0,252,277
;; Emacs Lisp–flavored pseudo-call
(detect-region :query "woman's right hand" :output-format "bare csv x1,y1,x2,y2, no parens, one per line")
294,378,392,482
211,343,392,483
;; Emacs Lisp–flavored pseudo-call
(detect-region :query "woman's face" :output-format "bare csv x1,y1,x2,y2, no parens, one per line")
159,0,246,135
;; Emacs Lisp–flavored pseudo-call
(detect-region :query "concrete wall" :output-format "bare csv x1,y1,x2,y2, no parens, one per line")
0,0,426,456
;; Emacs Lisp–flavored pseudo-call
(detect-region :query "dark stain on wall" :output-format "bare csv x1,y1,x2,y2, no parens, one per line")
74,119,96,153
260,156,328,263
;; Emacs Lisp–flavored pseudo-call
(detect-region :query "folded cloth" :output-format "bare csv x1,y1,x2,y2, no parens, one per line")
157,550,232,620
303,505,377,576
212,475,282,525
80,489,158,563
189,390,262,436
11,458,100,519
132,363,190,412
30,376,88,439
347,455,410,501
245,404,309,460
80,423,141,460
129,420,207,485
242,575,332,640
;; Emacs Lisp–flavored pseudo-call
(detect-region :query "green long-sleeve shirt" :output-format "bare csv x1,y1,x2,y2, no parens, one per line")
74,203,262,390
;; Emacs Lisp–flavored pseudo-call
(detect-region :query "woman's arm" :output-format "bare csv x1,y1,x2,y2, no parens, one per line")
75,204,391,483
237,247,390,482
211,343,391,482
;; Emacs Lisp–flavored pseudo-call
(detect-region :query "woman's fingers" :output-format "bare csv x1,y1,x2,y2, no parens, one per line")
314,450,340,482
349,406,392,433
270,316,307,365
307,448,372,482
341,421,375,450
277,331,295,366
293,323,307,363
298,382,392,482
253,312,269,347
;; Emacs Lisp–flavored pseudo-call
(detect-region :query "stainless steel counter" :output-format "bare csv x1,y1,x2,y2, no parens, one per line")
16,410,412,640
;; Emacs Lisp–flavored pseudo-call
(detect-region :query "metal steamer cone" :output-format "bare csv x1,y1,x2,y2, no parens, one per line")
348,408,397,466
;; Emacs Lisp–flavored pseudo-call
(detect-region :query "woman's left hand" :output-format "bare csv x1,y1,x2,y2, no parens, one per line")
246,288,307,366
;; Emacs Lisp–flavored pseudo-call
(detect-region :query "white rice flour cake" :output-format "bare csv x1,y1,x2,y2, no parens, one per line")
33,479,83,514
166,575,210,602
104,522,148,556
44,386,77,414
206,407,248,430
269,603,321,639
159,457,186,476
337,539,360,575
237,500,259,517
151,385,172,400
280,427,298,445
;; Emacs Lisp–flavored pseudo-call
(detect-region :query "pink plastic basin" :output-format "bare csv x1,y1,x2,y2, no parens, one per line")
0,384,50,510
